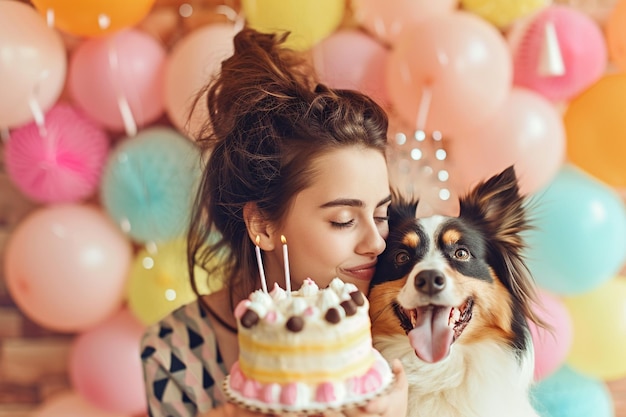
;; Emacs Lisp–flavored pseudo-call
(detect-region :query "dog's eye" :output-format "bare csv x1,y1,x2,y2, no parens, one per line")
395,251,410,265
454,248,470,260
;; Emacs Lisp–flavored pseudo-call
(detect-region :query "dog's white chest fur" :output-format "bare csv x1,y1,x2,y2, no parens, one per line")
375,335,539,417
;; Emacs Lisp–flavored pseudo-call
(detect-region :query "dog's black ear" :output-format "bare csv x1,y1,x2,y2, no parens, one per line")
459,166,528,250
388,190,419,229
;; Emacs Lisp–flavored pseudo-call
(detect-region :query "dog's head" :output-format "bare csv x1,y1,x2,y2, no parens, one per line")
370,166,539,364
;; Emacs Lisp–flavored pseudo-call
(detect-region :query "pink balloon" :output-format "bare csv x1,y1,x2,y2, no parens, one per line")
312,29,390,108
68,29,166,132
386,11,512,137
351,0,459,44
0,1,66,129
69,309,147,415
448,87,565,195
4,204,132,332
33,391,129,417
164,23,236,139
528,290,573,381
508,5,607,102
4,103,110,204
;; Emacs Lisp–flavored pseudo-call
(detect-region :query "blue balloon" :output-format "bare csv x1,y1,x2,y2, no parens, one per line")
100,127,201,243
531,365,614,417
524,164,626,295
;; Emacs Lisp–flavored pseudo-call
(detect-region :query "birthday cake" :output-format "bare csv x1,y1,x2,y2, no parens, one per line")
223,277,393,413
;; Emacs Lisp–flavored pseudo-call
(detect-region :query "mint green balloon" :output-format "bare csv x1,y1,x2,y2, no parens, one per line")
524,164,626,295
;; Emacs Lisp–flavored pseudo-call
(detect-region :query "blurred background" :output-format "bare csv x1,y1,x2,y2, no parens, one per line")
1,0,625,416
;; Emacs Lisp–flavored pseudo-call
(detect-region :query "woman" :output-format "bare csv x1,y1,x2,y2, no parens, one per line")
141,28,408,417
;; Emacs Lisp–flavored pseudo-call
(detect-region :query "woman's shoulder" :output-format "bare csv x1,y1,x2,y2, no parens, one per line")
141,298,212,351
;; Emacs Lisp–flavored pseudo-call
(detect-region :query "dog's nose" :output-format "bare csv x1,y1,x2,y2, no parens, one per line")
415,269,446,295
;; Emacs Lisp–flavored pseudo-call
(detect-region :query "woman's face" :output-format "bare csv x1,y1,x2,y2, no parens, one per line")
264,146,391,294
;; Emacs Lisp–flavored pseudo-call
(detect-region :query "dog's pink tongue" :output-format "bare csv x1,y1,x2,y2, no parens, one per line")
408,306,454,363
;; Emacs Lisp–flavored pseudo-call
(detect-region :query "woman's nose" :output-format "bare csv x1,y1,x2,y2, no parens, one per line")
357,221,386,256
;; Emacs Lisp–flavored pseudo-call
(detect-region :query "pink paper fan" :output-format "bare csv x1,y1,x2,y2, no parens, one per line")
509,5,607,102
4,103,110,203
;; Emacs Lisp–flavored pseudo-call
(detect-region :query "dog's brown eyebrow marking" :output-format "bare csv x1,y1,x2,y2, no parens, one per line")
402,231,420,248
442,229,462,245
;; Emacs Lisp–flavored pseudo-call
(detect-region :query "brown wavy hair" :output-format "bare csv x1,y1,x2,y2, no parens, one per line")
187,28,390,307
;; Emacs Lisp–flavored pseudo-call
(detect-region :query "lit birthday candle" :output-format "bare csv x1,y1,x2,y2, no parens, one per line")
255,235,268,293
281,235,291,296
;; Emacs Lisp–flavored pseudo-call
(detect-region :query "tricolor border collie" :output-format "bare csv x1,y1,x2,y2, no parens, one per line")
370,167,542,417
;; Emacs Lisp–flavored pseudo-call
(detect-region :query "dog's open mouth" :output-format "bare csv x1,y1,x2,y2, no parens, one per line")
394,298,474,363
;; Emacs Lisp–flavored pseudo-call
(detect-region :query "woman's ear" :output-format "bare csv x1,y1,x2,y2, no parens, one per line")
243,202,276,250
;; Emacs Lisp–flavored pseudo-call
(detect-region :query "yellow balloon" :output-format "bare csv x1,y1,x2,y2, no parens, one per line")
461,0,548,28
126,240,224,325
31,0,156,37
564,277,626,381
241,0,346,50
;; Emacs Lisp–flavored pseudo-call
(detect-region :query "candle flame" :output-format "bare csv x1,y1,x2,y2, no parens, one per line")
281,235,287,244
255,235,260,246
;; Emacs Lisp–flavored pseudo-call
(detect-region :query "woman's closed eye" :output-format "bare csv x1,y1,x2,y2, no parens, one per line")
331,219,355,229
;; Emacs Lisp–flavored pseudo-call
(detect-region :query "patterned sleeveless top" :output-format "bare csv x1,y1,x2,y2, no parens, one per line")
141,299,228,417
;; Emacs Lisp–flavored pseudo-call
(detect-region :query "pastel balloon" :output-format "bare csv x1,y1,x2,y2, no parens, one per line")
100,127,201,244
350,0,458,44
564,0,619,25
4,103,110,204
386,11,512,136
564,73,626,187
164,23,235,139
127,239,222,325
606,0,626,71
69,309,146,415
33,391,129,417
449,88,565,196
564,277,626,380
4,204,132,332
528,290,573,381
531,365,614,417
524,165,626,295
312,29,390,108
0,1,66,129
461,0,549,28
242,0,345,50
68,29,166,133
508,5,607,102
31,0,156,37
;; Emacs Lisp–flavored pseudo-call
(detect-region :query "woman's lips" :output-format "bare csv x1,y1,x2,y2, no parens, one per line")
341,262,377,282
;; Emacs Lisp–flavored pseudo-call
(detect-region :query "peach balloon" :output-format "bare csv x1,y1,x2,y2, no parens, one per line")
350,0,459,44
312,29,390,108
31,0,156,37
386,11,512,137
449,88,565,195
564,73,626,188
0,1,66,129
164,23,236,139
4,204,132,332
68,29,166,133
69,309,147,415
33,391,129,417
606,0,626,71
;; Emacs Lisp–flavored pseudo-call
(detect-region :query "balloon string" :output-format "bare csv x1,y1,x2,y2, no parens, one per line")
107,42,138,137
215,5,245,32
415,85,432,132
29,70,51,152
45,8,55,28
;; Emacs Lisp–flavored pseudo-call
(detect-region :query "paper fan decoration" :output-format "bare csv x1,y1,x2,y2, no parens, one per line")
100,127,201,243
509,5,607,101
4,103,110,204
